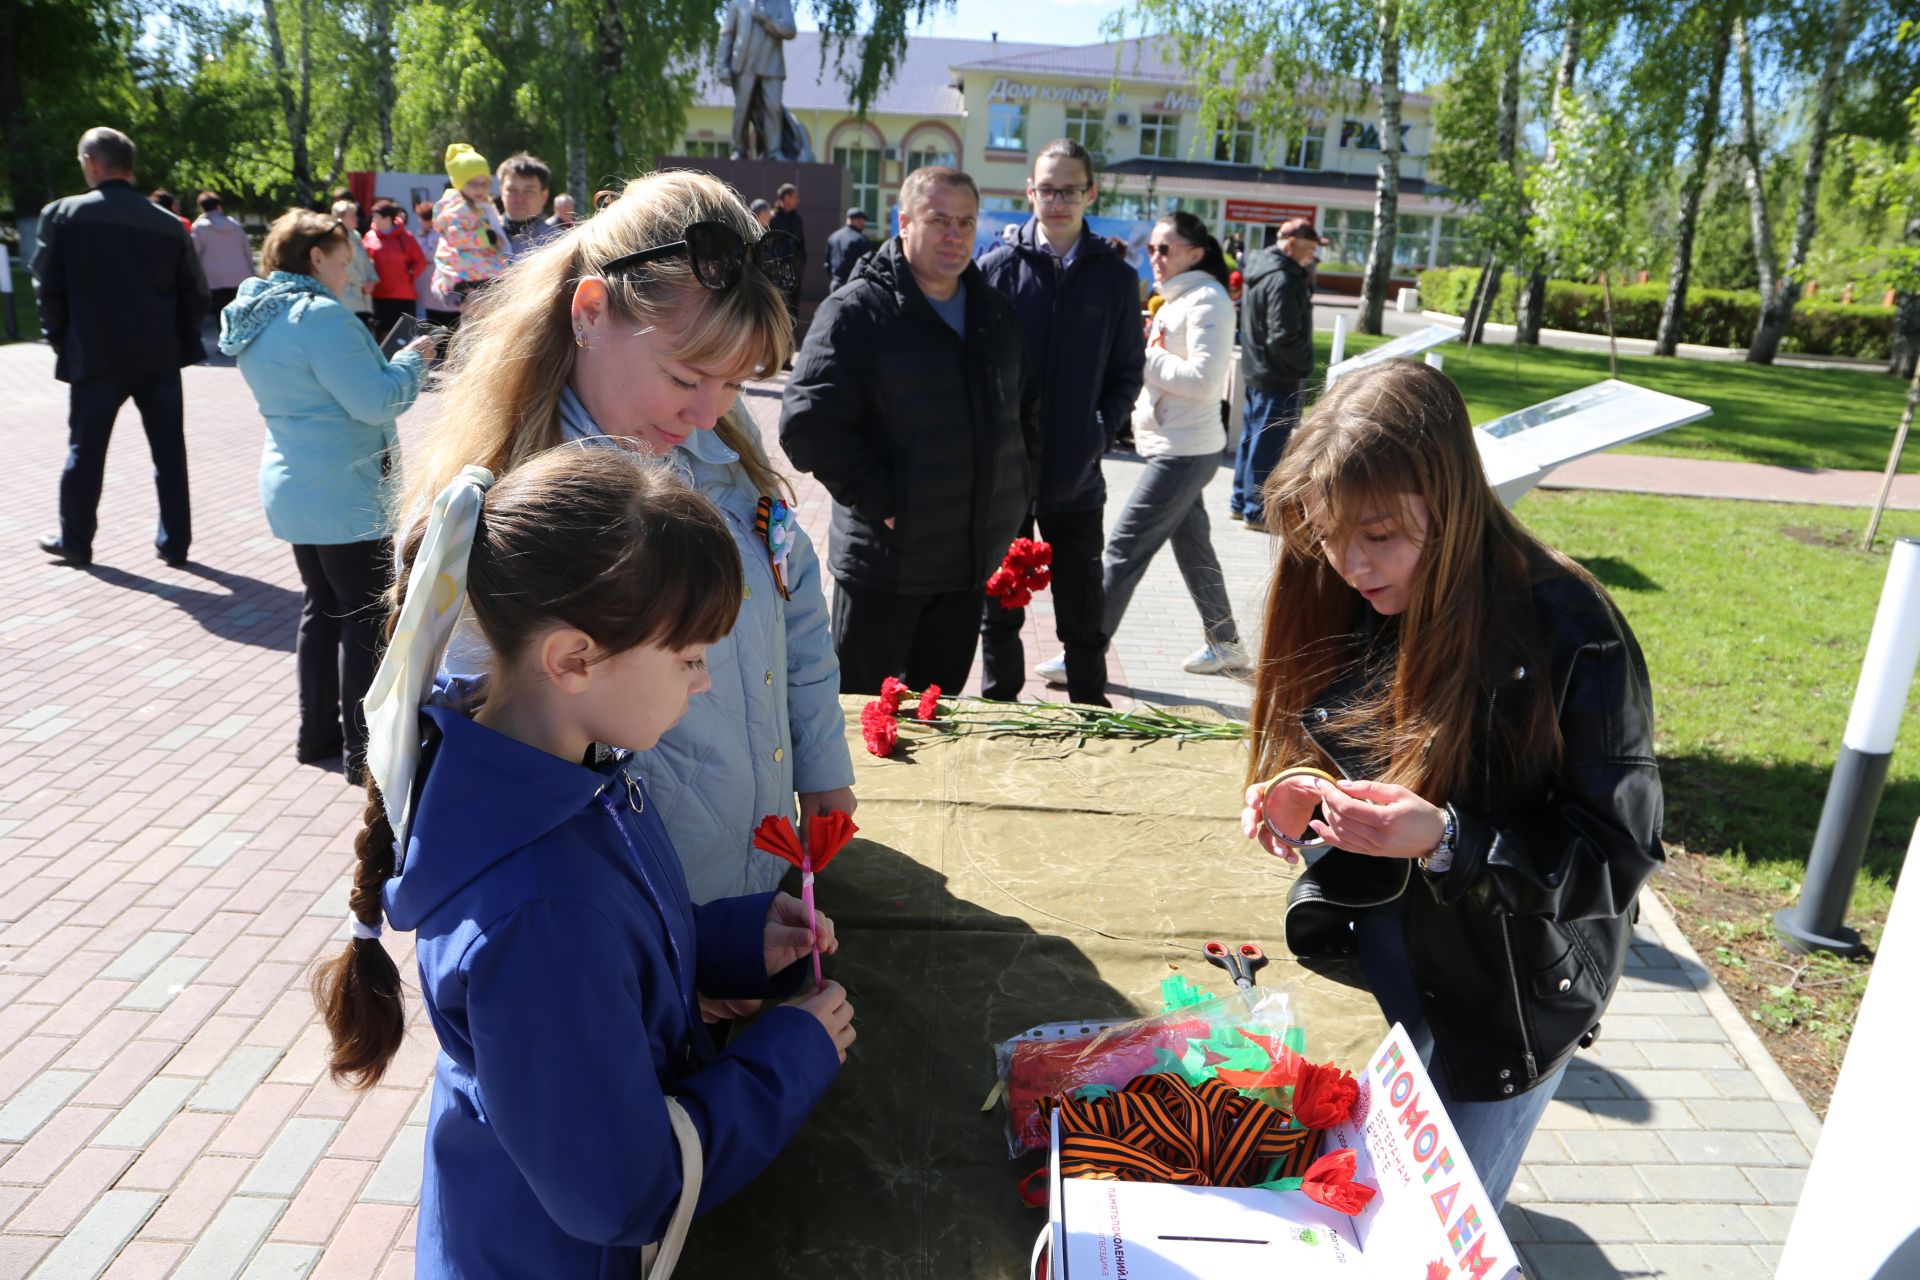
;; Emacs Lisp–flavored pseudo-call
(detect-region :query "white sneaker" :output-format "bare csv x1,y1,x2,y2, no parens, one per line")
1035,652,1069,685
1182,643,1252,676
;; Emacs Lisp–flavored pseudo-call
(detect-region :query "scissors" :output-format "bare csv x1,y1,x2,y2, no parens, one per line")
1204,940,1269,989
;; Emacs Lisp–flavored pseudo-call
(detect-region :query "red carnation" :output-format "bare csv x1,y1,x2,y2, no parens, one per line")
1301,1148,1376,1215
916,685,942,721
878,675,909,716
986,538,1054,611
859,699,899,758
1292,1059,1360,1129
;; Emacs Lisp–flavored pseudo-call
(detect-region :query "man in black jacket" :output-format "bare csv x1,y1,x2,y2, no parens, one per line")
824,208,873,292
976,139,1146,706
769,182,805,359
31,127,208,568
1234,222,1320,528
780,167,1040,694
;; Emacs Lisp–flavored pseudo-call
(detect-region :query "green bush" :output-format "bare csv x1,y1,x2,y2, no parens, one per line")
1414,266,1894,360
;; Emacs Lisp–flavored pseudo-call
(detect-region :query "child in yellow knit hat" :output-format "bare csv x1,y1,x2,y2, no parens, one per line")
432,143,510,311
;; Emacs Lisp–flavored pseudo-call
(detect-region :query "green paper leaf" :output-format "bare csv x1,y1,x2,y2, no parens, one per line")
1074,1083,1118,1102
1253,1176,1305,1193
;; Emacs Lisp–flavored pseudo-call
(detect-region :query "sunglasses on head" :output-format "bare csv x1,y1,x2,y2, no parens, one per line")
602,221,800,293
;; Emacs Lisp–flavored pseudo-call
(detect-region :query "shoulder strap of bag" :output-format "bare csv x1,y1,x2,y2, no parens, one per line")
640,1097,704,1280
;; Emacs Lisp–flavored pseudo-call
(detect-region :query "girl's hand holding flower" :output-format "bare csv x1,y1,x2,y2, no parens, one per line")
764,890,838,976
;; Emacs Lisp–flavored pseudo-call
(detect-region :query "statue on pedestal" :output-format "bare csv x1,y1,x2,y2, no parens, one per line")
719,0,813,162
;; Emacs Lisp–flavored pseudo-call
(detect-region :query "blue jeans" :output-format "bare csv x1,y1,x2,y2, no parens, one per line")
1355,905,1568,1212
1233,383,1305,525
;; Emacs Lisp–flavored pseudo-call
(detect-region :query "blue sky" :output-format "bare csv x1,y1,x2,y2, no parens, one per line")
801,0,1125,50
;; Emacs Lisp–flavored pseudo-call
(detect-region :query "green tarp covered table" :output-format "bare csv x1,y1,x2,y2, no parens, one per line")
682,697,1387,1278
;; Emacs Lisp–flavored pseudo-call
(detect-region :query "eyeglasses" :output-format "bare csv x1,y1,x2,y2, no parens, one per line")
1146,243,1187,257
603,222,800,293
1031,184,1090,204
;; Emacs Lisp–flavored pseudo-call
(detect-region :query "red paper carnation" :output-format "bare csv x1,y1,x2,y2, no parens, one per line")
916,684,942,721
1291,1059,1360,1128
986,538,1054,611
1301,1148,1376,1215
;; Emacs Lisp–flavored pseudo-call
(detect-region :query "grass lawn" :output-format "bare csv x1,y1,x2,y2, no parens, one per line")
1517,488,1920,1110
1321,329,1918,475
3,267,35,343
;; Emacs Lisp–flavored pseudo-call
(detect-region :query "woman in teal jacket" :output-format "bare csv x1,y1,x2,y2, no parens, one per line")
221,208,435,783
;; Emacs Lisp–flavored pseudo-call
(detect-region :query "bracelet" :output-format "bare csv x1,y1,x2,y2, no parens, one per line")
1258,766,1338,850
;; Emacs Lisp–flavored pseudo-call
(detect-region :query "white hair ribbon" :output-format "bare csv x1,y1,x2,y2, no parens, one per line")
349,916,384,941
363,465,495,851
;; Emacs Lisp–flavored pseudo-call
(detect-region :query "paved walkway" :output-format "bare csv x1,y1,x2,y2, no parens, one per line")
0,344,1822,1276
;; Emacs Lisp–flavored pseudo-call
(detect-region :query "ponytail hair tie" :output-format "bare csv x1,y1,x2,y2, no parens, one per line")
362,465,495,852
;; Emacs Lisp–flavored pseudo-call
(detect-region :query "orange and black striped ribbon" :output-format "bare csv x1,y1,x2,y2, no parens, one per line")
1039,1074,1317,1188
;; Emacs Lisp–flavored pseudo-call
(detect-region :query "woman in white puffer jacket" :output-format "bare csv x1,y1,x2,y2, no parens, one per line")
1100,211,1250,677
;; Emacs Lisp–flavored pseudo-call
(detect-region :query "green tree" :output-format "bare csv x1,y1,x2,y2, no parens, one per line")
1527,92,1634,376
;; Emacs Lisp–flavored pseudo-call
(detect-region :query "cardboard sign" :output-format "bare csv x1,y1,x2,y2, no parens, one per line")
1471,379,1712,506
1046,1024,1523,1280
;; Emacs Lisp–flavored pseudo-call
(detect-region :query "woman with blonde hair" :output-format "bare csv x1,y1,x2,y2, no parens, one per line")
397,168,853,905
1238,359,1663,1209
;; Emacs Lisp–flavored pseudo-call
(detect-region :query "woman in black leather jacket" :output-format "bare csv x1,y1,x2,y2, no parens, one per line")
1239,359,1663,1209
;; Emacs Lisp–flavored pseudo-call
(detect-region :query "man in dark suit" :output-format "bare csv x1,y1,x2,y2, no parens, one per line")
824,208,873,293
769,182,805,364
31,126,208,568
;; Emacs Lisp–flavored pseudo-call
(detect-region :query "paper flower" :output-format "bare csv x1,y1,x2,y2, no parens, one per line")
915,684,942,722
751,812,858,988
1291,1058,1360,1129
878,675,910,716
1300,1148,1376,1215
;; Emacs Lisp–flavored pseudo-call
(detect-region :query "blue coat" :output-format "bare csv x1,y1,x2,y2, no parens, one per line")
383,701,840,1278
224,274,425,544
584,407,854,904
976,219,1146,514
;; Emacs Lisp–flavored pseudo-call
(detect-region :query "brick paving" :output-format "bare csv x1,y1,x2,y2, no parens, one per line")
0,341,1819,1276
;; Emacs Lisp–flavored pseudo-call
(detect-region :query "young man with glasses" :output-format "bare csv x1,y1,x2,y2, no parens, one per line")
977,138,1146,706
780,167,1040,695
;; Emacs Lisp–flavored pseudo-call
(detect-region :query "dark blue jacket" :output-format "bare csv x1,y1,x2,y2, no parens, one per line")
383,702,840,1277
976,219,1145,513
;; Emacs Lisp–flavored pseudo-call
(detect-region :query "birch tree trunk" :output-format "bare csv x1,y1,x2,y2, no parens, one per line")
1357,0,1402,337
370,0,394,168
260,0,315,206
1733,15,1776,304
1655,8,1733,356
596,0,627,167
1748,0,1853,365
1518,9,1585,346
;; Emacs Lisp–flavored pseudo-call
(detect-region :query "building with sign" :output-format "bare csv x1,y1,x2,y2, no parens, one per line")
681,32,1468,286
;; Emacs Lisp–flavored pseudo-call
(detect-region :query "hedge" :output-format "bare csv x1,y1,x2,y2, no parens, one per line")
1415,266,1895,361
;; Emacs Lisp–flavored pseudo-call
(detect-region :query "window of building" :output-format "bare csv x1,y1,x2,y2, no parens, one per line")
1159,196,1220,227
988,103,1027,152
682,139,730,158
1435,217,1470,267
1139,112,1178,160
906,145,957,174
1287,123,1325,171
1099,192,1153,221
1394,212,1434,269
981,194,1025,213
1213,119,1256,165
1322,207,1374,270
1065,107,1107,164
832,143,883,223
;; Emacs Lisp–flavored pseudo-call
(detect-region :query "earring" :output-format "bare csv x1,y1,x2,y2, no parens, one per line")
574,329,588,350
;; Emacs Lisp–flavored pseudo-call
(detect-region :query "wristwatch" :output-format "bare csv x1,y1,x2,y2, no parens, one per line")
1421,806,1457,874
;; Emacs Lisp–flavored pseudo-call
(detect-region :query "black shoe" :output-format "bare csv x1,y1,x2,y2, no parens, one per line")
37,533,91,566
296,739,344,765
157,547,188,568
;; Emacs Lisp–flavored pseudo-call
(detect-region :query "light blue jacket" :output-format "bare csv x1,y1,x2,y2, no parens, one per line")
624,412,855,904
221,272,425,545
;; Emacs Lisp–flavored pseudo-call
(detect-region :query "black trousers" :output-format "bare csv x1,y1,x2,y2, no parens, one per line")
290,539,390,771
209,286,239,317
60,371,191,560
371,296,414,336
979,507,1110,705
831,579,984,696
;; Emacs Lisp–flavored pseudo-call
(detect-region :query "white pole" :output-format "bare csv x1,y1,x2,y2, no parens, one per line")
1330,311,1347,368
0,243,16,341
1424,351,1444,373
0,241,12,292
1777,536,1920,955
